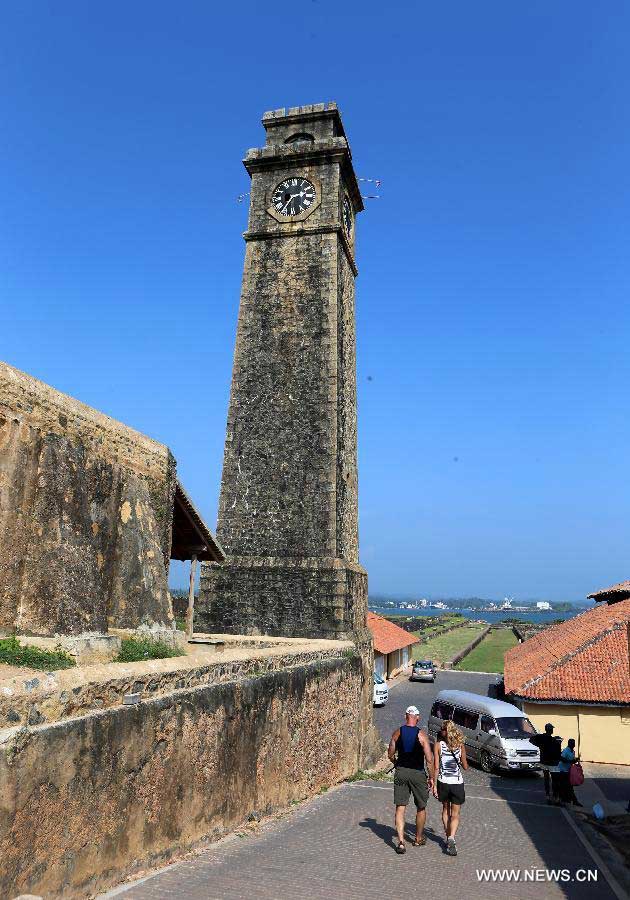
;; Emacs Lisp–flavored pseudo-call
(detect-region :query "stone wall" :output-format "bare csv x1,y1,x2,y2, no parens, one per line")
199,557,367,640
0,636,354,729
0,653,364,899
444,626,492,668
199,106,365,648
213,230,342,560
0,361,175,635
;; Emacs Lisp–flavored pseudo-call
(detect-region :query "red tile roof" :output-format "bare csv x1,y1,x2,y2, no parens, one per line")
367,611,420,656
504,599,630,704
587,580,630,602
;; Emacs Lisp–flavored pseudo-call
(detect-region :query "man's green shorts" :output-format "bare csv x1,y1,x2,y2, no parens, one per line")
393,766,429,809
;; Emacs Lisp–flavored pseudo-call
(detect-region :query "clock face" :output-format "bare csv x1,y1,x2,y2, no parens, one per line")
343,197,353,235
272,177,316,217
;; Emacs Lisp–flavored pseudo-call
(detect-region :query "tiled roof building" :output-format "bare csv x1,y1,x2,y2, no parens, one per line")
504,598,630,704
504,593,630,765
587,580,630,604
368,612,419,679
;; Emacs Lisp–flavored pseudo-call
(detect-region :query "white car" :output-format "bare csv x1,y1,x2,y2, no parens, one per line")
373,672,389,706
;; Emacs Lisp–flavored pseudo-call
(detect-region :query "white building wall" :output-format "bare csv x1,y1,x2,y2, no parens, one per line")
374,653,386,678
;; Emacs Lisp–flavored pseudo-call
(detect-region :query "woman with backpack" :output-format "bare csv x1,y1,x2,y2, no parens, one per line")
433,720,468,856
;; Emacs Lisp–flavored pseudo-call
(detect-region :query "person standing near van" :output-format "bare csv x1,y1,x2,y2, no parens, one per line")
388,705,434,854
433,720,468,856
529,723,561,803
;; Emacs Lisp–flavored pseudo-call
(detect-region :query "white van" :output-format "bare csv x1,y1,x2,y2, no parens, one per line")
428,689,540,774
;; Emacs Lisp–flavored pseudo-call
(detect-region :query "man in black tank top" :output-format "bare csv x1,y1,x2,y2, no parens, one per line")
387,705,434,854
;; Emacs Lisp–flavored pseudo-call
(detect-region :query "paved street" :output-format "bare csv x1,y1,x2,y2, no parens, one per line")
103,671,622,900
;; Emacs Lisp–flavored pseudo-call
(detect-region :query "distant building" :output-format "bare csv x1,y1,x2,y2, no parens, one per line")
368,612,419,679
504,591,630,765
418,598,428,608
536,601,551,611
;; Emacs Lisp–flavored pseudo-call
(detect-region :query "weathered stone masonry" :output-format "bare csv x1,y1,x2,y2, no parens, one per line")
0,361,175,635
199,104,368,644
197,103,380,766
0,652,364,899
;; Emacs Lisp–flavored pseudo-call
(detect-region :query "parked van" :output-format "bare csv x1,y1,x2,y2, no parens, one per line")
428,689,540,774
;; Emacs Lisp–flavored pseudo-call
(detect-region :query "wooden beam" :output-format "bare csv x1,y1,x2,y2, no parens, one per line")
186,553,198,640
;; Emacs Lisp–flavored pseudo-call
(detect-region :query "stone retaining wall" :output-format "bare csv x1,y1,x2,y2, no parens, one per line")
0,637,354,729
443,626,492,669
0,652,364,899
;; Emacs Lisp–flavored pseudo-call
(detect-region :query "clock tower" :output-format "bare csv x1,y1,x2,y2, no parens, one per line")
199,103,369,653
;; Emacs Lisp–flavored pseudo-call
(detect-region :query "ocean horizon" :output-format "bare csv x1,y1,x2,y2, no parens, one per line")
368,605,583,626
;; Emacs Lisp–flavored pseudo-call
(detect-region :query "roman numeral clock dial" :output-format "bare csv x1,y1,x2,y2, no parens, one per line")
272,177,316,216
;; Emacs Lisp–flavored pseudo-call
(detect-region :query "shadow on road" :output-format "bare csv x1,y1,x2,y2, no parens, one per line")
358,816,443,850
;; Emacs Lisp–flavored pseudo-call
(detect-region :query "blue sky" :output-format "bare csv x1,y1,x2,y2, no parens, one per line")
2,2,629,601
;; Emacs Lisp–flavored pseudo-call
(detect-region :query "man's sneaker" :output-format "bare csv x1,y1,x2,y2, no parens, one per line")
446,838,458,856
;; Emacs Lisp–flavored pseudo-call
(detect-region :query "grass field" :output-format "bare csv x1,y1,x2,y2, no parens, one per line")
412,624,486,666
455,627,517,673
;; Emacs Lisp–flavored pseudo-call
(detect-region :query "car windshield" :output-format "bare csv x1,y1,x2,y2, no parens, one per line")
416,661,432,668
496,717,536,739
374,673,385,685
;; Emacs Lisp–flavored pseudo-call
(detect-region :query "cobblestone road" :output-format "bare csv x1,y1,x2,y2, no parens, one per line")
103,672,620,900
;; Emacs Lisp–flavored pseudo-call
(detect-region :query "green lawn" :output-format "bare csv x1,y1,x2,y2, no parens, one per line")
412,624,486,666
455,627,517,673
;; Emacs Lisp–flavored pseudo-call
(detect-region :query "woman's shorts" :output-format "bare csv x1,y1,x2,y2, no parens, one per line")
437,780,465,805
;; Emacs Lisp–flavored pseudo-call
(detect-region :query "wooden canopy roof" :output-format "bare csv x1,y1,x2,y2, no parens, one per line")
170,481,224,563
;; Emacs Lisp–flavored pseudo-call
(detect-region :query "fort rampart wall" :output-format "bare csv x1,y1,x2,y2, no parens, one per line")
0,644,364,898
0,361,175,635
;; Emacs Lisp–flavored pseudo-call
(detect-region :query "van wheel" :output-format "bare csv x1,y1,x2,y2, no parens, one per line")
480,751,493,773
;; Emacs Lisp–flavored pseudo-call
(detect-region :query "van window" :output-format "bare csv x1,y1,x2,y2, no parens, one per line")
495,717,536,739
453,708,479,730
431,702,453,720
480,715,496,734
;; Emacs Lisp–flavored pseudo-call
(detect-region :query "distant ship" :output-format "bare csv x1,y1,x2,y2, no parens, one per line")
483,596,526,613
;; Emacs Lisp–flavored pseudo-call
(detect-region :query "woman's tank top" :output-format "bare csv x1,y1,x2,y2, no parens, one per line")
438,741,463,784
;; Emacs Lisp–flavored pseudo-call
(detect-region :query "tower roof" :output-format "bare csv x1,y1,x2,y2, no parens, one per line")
262,102,345,138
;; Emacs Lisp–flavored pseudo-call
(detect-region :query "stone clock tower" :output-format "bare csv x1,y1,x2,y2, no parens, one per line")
199,103,370,652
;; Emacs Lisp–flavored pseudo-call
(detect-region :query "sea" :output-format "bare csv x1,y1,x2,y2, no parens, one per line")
368,606,585,625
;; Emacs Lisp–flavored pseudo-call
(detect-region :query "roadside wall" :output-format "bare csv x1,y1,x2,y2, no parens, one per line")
0,654,364,899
